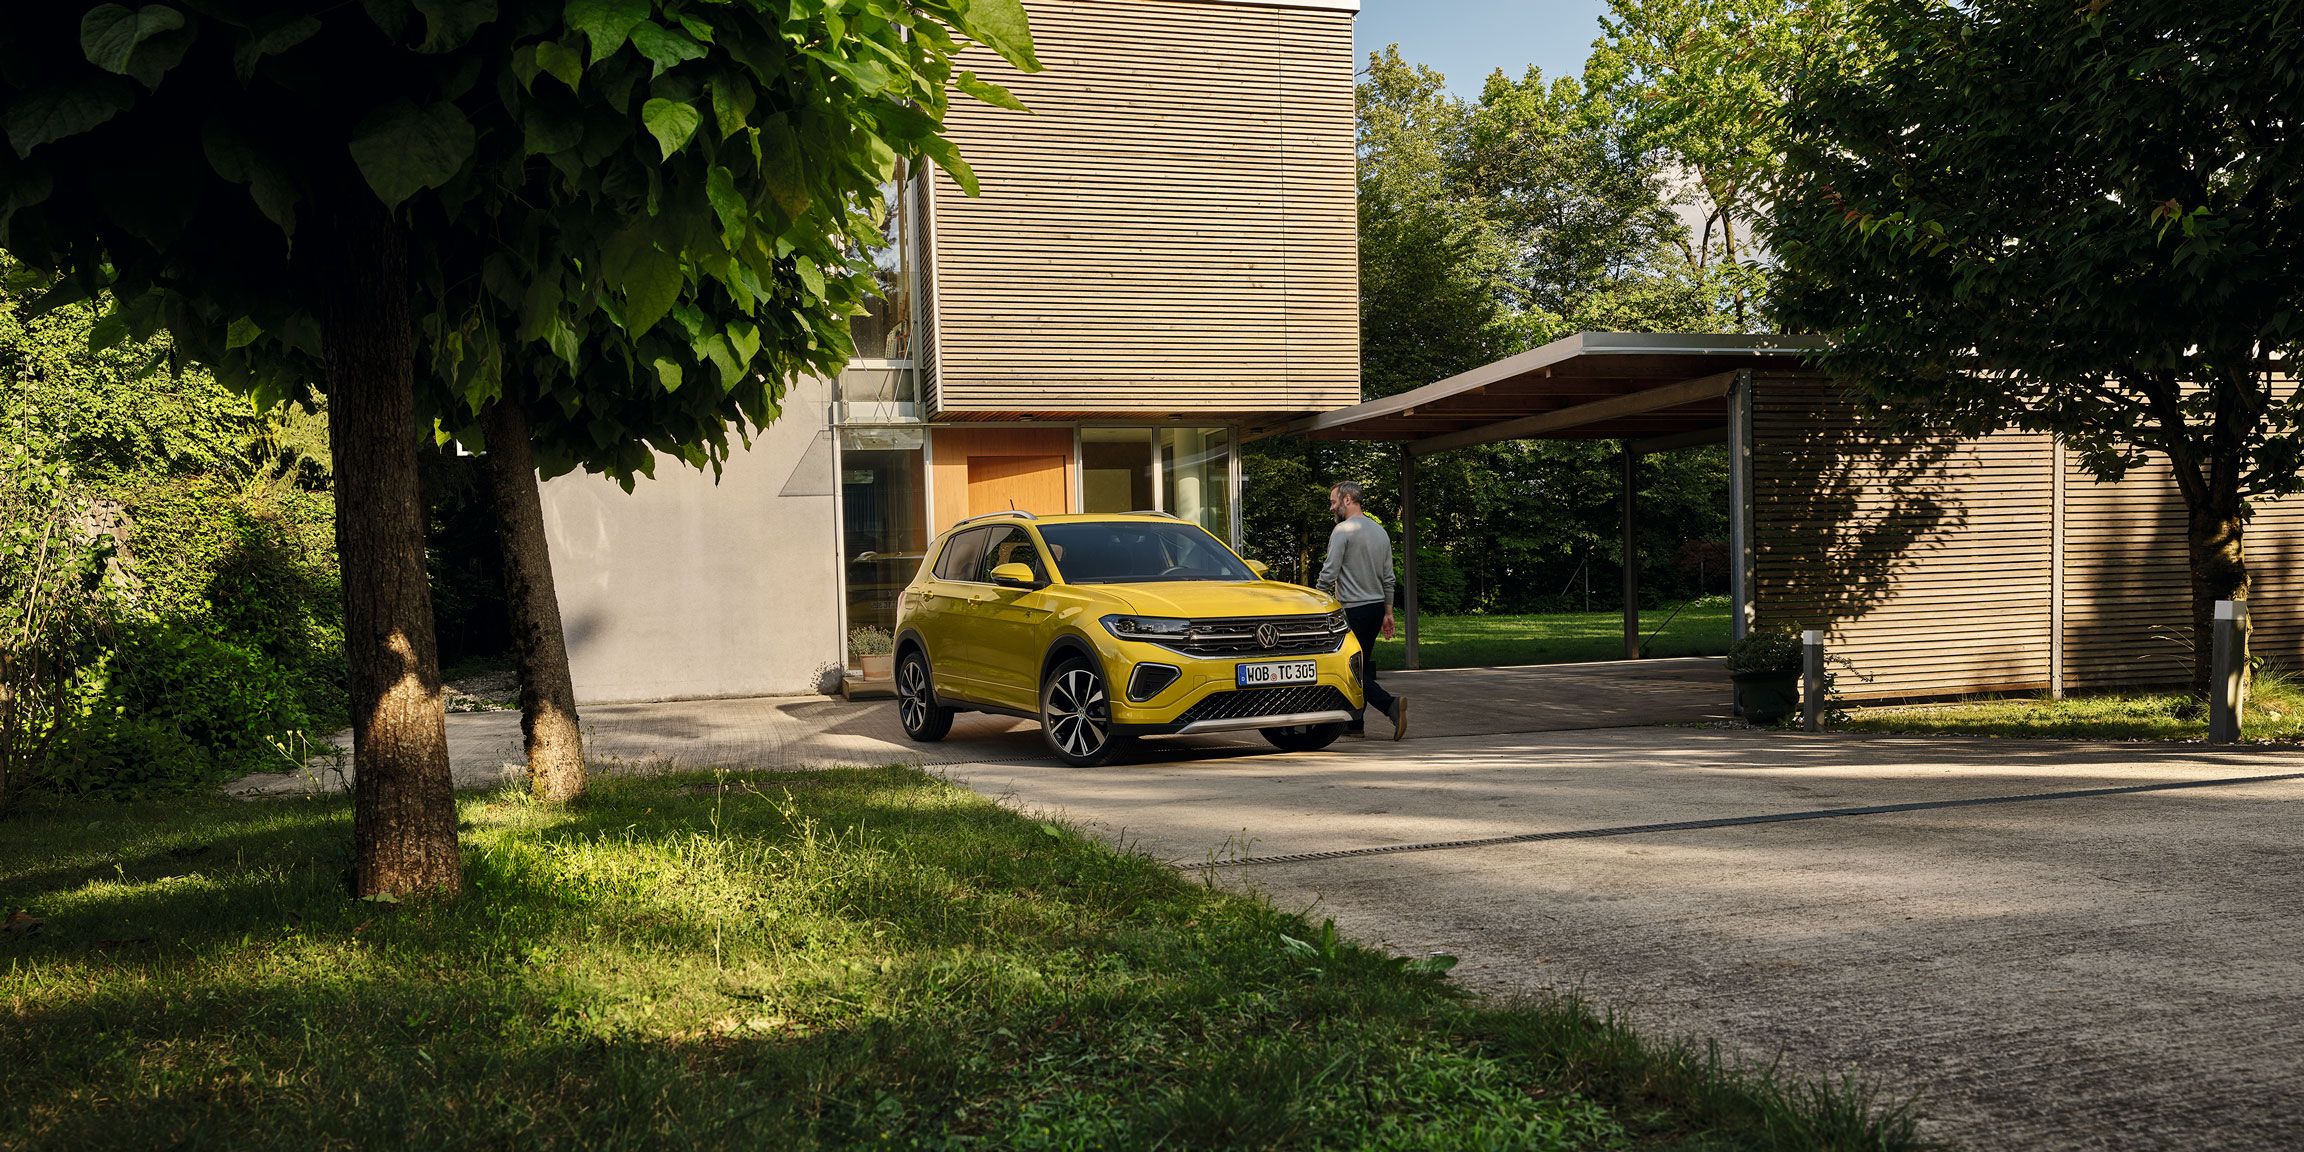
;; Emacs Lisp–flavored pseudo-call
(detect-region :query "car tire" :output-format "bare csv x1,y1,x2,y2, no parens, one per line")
1040,656,1127,767
1260,722,1346,753
896,649,954,742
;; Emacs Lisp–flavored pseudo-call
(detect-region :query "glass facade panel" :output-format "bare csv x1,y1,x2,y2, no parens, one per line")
1080,428,1154,513
839,427,926,656
850,162,912,362
1160,427,1232,540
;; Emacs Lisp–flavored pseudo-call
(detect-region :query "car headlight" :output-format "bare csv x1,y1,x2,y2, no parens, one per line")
1101,614,1192,639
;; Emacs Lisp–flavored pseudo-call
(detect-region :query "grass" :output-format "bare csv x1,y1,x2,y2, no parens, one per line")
1840,668,2304,742
1375,599,1733,672
2,766,1924,1151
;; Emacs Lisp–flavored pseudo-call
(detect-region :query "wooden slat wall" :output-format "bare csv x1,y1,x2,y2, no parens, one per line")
2062,458,2304,690
927,0,1360,416
1753,373,2055,699
1754,373,2304,698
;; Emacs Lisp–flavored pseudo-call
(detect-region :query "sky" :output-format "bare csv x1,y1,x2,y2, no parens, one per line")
1352,0,1614,93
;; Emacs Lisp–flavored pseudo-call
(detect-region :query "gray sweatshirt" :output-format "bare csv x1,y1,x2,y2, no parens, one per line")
1316,513,1397,608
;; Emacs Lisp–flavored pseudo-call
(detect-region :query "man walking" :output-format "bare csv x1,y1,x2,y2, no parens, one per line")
1317,481,1407,739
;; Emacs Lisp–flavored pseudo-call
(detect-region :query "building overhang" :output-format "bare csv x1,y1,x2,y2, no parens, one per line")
1287,332,1826,455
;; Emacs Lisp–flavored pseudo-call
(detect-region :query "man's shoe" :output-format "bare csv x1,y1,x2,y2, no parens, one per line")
1389,697,1409,741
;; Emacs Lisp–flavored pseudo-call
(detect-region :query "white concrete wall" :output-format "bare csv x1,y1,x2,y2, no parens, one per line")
538,377,843,704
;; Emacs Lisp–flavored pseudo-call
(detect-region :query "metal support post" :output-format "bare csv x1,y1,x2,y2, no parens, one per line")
1400,447,1420,670
1802,629,1825,732
2210,599,2248,743
1622,440,1639,660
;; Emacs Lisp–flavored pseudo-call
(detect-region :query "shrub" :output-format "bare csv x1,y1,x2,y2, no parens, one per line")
1725,626,1804,676
1413,548,1470,615
53,625,315,795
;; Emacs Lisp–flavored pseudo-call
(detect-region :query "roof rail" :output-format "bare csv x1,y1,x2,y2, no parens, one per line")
1125,509,1181,519
953,509,1037,527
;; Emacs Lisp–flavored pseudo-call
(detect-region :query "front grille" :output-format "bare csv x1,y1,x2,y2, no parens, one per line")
1148,615,1347,659
1176,685,1354,725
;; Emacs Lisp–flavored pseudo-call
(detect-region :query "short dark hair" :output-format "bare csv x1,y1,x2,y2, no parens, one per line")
1331,481,1364,506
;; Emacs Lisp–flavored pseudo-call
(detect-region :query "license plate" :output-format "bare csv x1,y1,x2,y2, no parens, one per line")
1237,660,1318,688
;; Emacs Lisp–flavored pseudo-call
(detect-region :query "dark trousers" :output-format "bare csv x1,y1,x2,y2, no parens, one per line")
1344,601,1397,728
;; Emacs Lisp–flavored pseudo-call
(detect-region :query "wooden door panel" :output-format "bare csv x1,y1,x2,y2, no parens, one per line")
968,454,1068,518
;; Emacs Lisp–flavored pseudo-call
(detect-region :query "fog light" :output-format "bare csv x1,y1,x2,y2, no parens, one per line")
1128,663,1181,702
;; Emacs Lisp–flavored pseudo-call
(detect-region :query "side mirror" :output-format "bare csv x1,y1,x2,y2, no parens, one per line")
1245,559,1270,579
990,562,1042,589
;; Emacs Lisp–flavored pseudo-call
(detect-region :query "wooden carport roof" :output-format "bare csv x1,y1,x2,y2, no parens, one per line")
1289,332,1825,454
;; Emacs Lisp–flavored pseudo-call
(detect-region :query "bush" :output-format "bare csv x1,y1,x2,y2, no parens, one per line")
1725,626,1803,676
52,625,314,795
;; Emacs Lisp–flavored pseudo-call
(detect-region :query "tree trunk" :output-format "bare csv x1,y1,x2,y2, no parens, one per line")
2184,493,2250,697
318,198,460,899
480,400,586,803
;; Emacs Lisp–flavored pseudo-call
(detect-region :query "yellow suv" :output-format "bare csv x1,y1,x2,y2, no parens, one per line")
893,512,1365,766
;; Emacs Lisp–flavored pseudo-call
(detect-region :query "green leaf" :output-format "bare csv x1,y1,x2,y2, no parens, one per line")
956,71,1029,113
81,5,193,88
565,0,651,65
523,103,585,156
533,39,585,90
755,115,810,218
705,165,746,244
226,316,261,350
4,80,134,158
650,354,683,392
918,135,978,197
708,74,755,139
628,21,705,77
947,0,1040,72
725,318,760,366
201,121,300,238
349,101,476,209
233,15,322,81
640,98,701,159
413,0,497,53
602,229,684,335
792,255,824,300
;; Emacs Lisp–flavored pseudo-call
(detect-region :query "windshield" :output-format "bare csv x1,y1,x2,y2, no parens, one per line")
1038,522,1256,584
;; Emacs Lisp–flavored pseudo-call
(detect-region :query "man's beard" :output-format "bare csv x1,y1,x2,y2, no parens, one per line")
1332,506,1349,523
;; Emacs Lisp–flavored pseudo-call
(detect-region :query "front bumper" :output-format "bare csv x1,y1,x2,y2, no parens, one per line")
1095,632,1366,736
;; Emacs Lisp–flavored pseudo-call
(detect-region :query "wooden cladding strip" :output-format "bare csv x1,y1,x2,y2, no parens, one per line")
928,0,1359,415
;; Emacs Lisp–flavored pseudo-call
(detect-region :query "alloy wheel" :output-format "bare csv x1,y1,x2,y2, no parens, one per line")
899,658,932,733
1044,666,1110,759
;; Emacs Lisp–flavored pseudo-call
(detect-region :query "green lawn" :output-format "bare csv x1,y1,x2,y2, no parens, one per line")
1840,671,2304,743
1,766,1920,1150
1374,600,1733,672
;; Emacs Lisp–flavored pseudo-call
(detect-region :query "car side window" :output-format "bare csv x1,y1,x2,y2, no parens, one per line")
976,526,1049,583
932,528,988,581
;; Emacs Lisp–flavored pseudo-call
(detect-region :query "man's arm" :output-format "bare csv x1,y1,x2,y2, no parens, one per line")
1314,521,1346,595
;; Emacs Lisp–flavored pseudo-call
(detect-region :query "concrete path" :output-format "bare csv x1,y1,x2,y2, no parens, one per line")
230,657,1732,794
946,728,2304,1152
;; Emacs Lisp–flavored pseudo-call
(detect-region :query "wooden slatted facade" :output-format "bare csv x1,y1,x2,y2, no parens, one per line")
1752,373,2304,699
925,0,1361,418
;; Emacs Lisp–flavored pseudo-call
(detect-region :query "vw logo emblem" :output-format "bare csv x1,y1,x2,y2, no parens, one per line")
1255,623,1280,649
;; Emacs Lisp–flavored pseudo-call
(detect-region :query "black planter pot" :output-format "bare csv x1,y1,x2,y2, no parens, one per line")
1731,670,1800,725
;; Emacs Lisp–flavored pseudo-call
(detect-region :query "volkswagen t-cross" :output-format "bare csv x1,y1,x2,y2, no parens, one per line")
892,512,1366,766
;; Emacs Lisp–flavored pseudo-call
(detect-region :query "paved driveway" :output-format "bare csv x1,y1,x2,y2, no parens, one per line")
946,729,2304,1152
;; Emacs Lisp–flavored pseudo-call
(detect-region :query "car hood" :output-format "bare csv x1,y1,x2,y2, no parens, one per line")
1095,580,1339,619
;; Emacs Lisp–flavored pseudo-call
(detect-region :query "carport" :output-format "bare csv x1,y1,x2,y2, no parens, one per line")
1289,332,1823,668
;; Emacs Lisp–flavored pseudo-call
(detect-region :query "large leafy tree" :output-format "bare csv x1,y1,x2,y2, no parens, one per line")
0,0,1034,895
1771,0,2304,691
1584,0,1865,323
